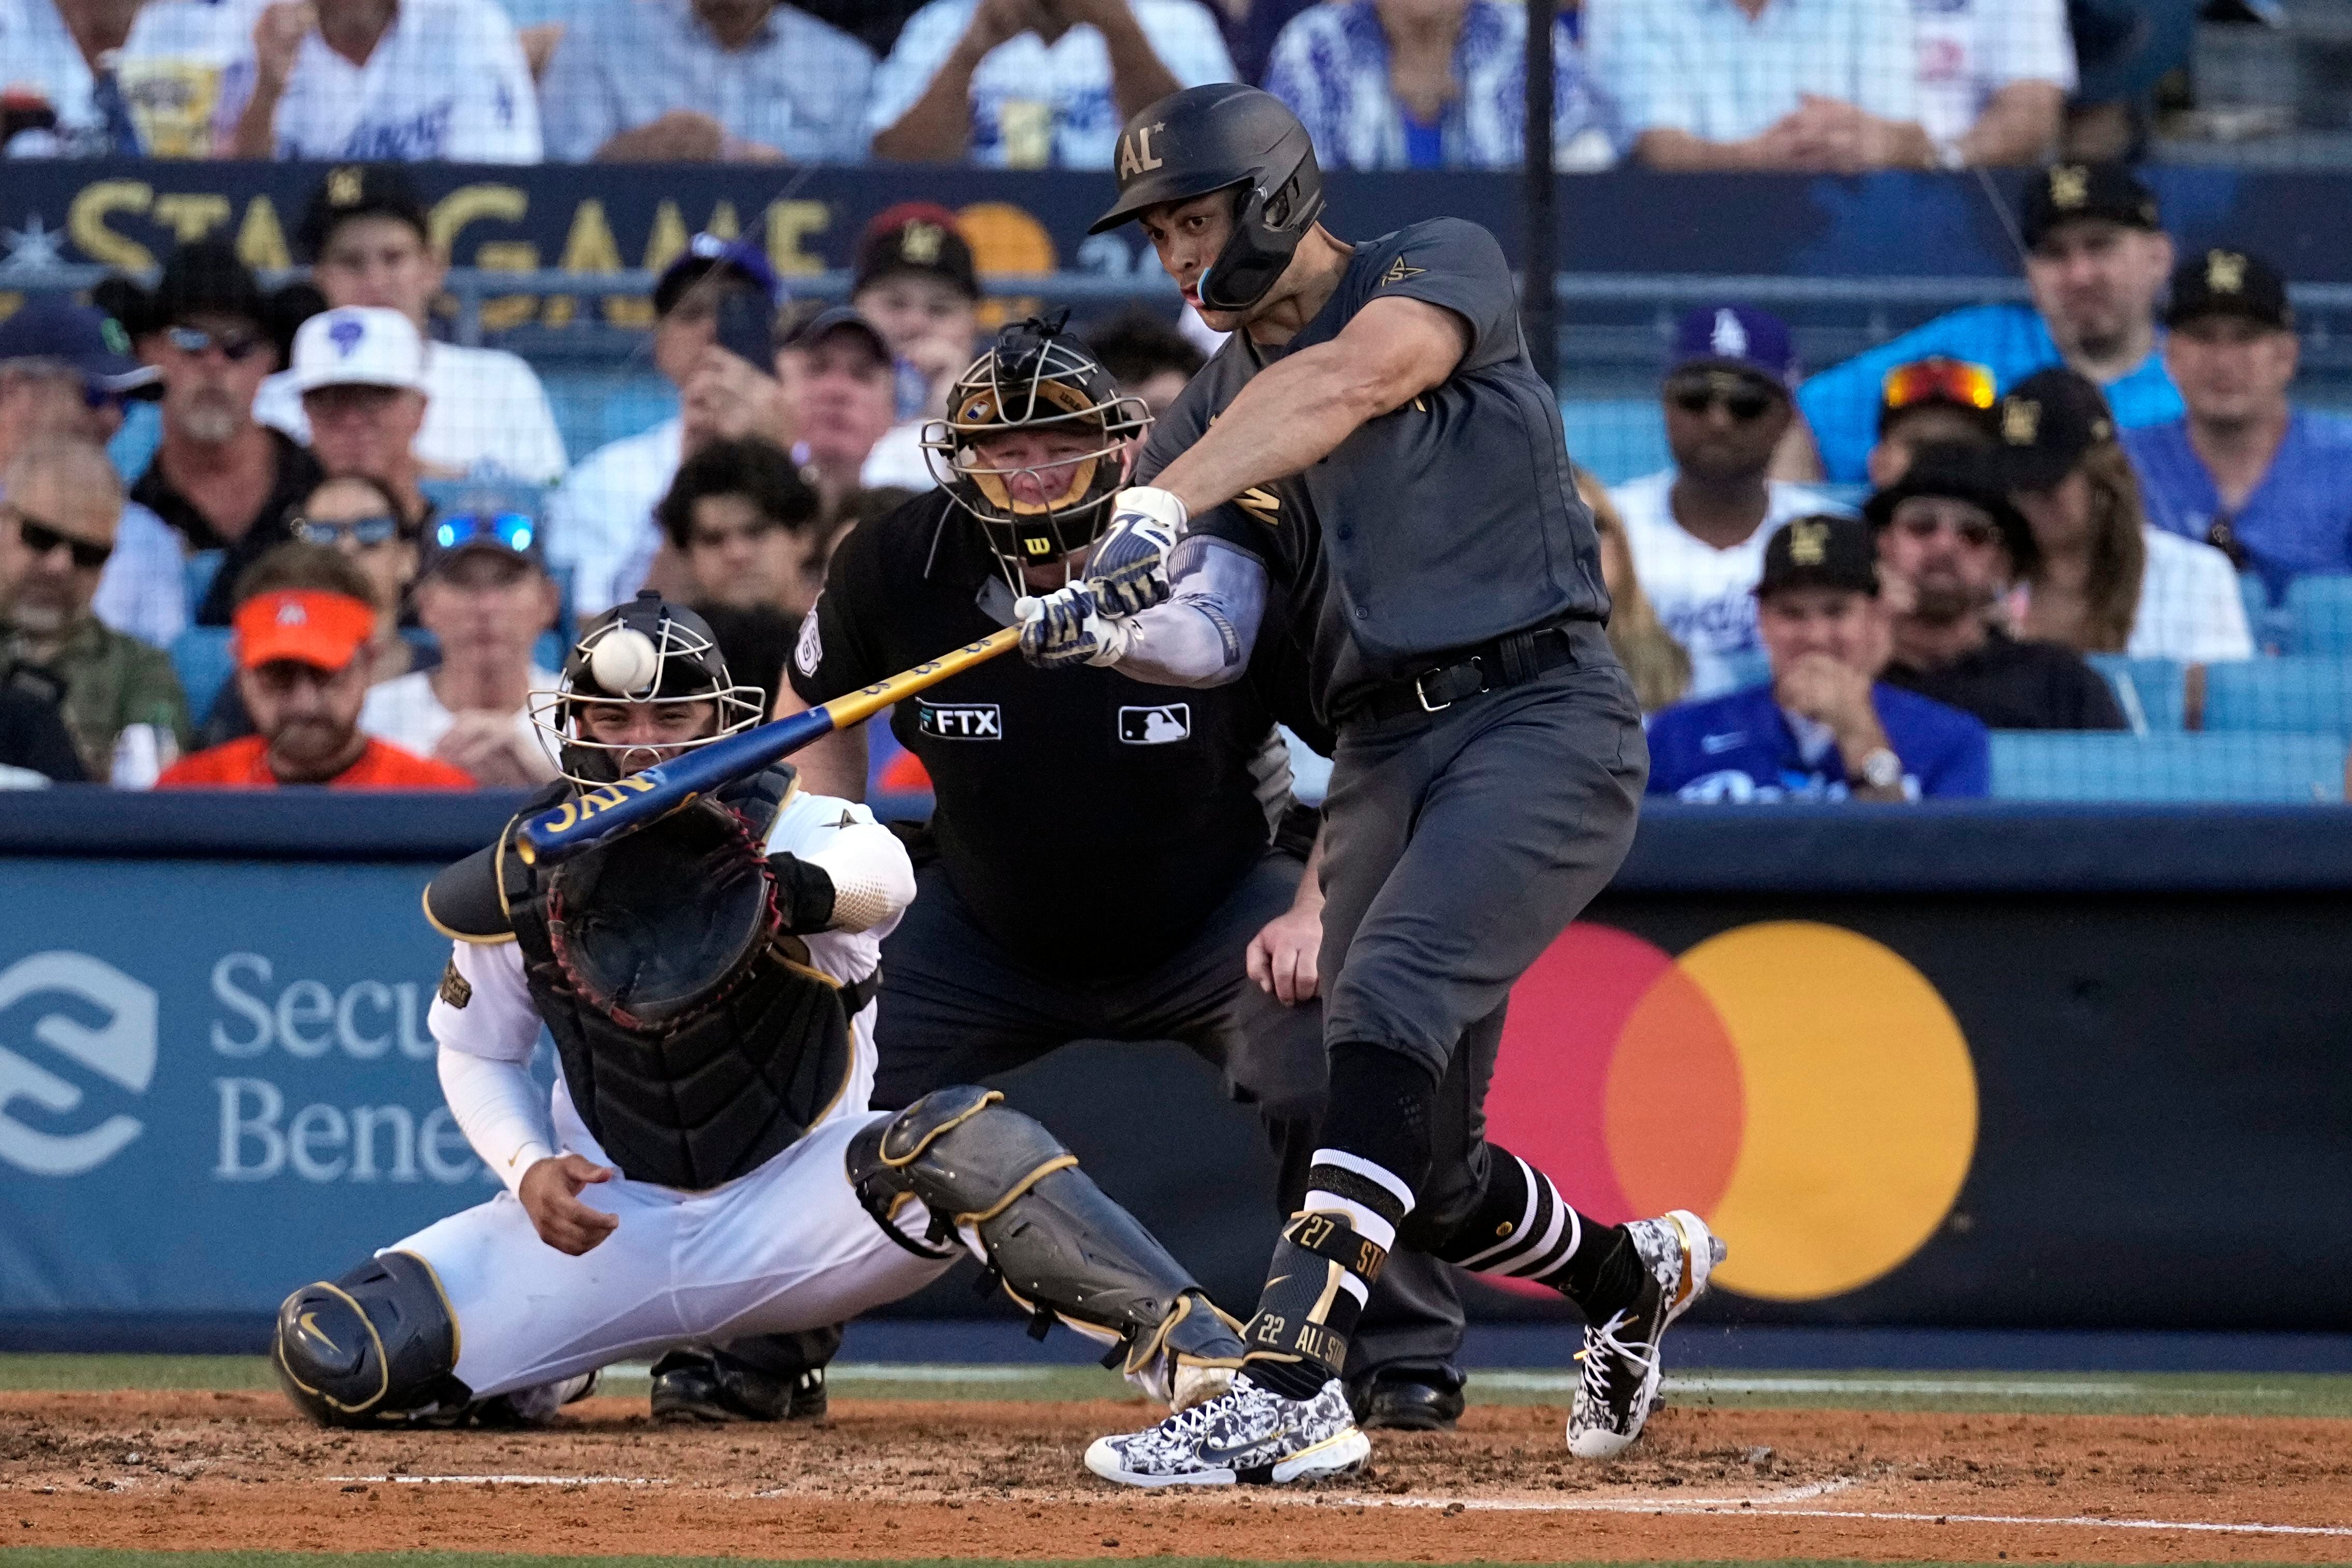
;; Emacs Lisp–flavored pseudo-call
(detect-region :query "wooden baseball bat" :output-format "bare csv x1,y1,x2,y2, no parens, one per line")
516,623,1024,866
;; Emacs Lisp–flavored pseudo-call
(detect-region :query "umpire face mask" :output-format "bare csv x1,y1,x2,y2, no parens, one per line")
926,322,1150,590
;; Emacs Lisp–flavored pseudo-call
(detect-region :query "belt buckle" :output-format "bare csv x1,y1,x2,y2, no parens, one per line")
1416,656,1482,713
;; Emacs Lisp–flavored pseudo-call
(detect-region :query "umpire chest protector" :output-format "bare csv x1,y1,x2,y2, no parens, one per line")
432,769,856,1192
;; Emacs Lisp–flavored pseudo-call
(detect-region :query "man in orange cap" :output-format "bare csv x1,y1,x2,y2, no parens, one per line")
158,543,474,788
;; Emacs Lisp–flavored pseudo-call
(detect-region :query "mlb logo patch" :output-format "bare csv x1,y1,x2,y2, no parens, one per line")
918,701,1001,740
1119,704,1191,745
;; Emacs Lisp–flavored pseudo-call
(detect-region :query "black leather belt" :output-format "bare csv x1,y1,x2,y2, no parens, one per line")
1346,621,1586,726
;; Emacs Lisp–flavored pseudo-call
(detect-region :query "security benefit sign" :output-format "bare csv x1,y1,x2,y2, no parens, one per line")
0,860,493,1318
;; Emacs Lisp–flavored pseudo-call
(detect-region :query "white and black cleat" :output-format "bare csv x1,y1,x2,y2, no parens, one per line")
1085,1372,1369,1489
1566,1209,1724,1461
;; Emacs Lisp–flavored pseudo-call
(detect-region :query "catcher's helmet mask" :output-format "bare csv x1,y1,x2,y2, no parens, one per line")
923,314,1150,591
529,593,765,786
1091,84,1326,316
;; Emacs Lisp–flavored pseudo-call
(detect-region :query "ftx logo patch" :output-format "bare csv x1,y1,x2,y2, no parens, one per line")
918,701,1001,740
1119,704,1191,745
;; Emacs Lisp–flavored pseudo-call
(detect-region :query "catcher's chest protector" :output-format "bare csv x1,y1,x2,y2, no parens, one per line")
502,770,855,1191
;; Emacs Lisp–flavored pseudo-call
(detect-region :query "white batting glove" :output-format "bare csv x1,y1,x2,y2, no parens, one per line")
1086,487,1188,617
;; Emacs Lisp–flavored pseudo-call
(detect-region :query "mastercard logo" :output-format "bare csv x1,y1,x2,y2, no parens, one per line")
1487,921,1977,1302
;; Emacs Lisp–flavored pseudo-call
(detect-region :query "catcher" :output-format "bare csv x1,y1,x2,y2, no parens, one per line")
269,594,1246,1427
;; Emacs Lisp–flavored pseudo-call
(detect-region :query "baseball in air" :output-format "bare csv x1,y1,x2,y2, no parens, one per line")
590,628,661,694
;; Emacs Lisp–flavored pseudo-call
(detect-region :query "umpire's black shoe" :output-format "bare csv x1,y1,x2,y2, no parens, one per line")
649,1350,824,1423
1349,1371,1466,1432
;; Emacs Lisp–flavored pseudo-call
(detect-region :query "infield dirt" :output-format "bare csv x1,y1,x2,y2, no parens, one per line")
5,1391,2348,1563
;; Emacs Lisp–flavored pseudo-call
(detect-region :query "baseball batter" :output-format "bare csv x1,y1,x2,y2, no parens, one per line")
269,596,1247,1426
1025,86,1726,1485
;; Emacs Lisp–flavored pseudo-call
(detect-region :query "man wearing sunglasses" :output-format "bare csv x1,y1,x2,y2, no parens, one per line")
1868,356,2001,489
1870,444,2126,731
0,440,190,783
1796,162,2181,486
1612,304,1847,700
0,299,184,650
129,239,325,628
360,506,561,787
1646,511,1990,803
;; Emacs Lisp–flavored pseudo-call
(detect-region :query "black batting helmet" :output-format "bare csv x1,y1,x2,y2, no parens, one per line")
529,592,763,785
1091,84,1326,315
924,315,1149,580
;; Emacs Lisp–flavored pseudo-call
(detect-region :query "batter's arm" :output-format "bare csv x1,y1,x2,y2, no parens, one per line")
771,680,870,802
1149,297,1470,517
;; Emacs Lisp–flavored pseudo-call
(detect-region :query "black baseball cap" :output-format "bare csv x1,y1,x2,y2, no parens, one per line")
2166,247,2293,331
1995,366,2116,491
1863,442,2039,574
298,164,431,261
778,304,890,362
0,300,161,398
653,233,784,316
2020,162,2161,251
148,237,269,331
853,203,979,301
1757,513,1879,599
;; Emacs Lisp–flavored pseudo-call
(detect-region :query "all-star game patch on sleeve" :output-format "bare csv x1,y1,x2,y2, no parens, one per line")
1343,218,1523,374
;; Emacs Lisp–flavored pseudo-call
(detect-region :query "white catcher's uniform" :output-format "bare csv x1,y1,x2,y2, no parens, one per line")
389,789,948,1402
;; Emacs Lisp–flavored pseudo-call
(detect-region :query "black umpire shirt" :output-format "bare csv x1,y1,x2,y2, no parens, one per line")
789,491,1304,981
1140,217,1610,722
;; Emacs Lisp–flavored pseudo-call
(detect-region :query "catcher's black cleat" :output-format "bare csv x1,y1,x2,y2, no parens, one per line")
1350,1371,1465,1432
650,1349,825,1423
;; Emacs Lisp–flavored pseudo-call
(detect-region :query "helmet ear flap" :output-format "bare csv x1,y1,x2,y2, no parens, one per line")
1199,155,1325,315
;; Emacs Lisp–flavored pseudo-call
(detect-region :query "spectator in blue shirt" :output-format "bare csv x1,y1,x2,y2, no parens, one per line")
1797,162,2180,485
1263,0,1620,172
2121,248,2352,603
1648,511,1990,803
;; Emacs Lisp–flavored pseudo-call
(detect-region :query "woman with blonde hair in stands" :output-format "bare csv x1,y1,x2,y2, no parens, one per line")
1578,467,1692,712
1995,368,2251,662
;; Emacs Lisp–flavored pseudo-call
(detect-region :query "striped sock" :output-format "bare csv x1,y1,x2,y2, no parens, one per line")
1241,1151,1411,1400
1436,1149,1639,1311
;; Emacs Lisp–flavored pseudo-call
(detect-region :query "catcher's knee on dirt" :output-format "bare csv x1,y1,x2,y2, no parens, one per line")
274,1251,467,1427
848,1086,1244,1398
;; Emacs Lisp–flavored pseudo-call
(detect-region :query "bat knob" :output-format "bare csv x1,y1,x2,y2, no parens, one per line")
1014,596,1043,623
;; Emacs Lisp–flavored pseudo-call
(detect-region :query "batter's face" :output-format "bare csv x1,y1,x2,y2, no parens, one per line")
1138,193,1244,333
2025,222,2172,361
2165,314,2297,429
578,700,720,775
1758,585,1882,673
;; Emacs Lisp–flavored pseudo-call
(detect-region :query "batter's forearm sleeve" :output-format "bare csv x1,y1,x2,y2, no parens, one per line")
437,1046,557,1200
1109,536,1266,689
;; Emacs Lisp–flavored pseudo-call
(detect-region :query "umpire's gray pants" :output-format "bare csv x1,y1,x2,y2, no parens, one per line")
1319,620,1647,1245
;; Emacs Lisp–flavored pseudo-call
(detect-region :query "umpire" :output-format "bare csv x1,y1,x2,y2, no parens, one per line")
651,316,1472,1431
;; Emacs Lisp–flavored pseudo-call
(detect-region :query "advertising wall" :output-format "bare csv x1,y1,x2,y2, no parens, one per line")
4,797,2350,1344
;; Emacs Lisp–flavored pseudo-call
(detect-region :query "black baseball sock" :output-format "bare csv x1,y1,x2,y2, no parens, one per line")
1240,1042,1434,1400
1432,1147,1646,1320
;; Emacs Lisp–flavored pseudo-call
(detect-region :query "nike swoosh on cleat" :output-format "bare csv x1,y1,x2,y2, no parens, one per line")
1200,1429,1291,1464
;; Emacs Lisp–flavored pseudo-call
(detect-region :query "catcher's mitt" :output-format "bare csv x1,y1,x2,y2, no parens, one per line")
545,798,780,1030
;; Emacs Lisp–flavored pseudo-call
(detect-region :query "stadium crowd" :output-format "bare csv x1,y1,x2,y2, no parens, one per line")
2,3,2346,799
5,0,2195,172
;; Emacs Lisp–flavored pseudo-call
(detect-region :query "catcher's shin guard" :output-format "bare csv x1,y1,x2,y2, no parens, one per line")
848,1087,1245,1399
274,1251,469,1426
